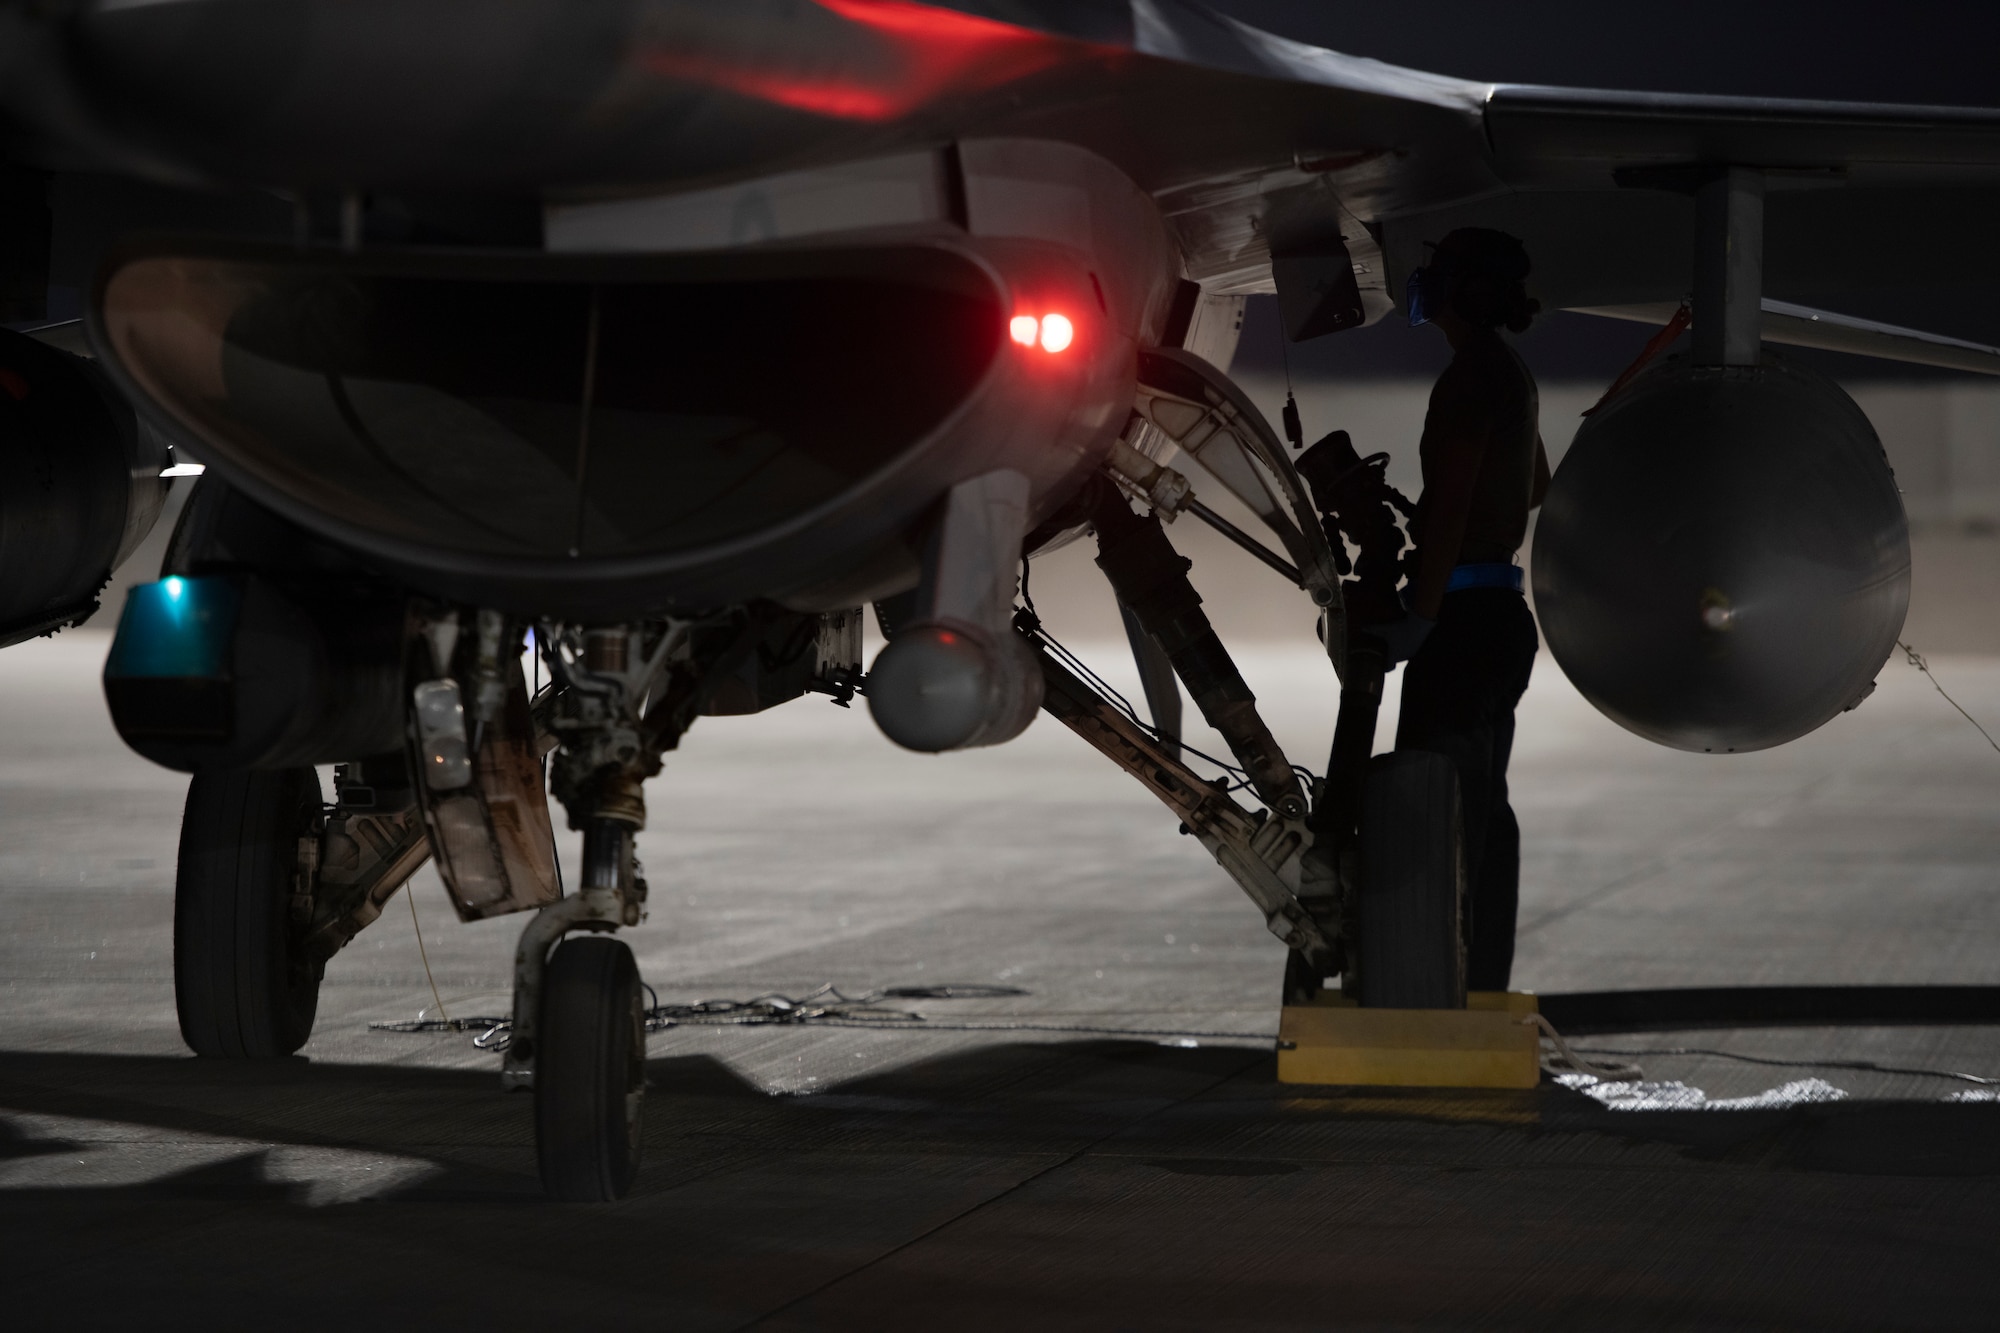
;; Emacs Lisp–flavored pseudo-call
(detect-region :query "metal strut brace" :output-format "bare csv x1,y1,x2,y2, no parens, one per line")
498,881,624,1090
1090,482,1309,820
303,807,433,962
1032,634,1332,961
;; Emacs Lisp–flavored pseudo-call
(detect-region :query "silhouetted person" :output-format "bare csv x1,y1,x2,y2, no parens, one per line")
1376,227,1549,991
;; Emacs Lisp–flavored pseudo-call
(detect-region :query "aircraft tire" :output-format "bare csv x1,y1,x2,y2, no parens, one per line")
1355,751,1467,1009
173,767,325,1057
536,935,645,1201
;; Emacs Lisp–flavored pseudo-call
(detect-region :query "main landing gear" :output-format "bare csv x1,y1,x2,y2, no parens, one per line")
1296,428,1468,1010
174,767,326,1057
173,750,436,1059
1355,750,1466,1009
1065,395,1470,1013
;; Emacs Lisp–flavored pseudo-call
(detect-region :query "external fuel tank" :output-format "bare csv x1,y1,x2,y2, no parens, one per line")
1532,356,1909,754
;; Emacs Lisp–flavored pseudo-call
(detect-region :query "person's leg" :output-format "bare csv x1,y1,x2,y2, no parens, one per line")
1466,597,1540,991
1466,708,1518,991
1394,600,1496,969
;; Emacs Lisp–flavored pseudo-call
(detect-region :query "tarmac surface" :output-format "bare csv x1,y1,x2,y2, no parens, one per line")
4,608,2000,1329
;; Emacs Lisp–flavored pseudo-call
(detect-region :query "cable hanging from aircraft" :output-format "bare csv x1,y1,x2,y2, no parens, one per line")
1015,568,1320,803
1898,641,2000,756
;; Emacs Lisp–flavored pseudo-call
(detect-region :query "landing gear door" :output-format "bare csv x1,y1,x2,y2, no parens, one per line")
1132,347,1347,659
413,655,562,922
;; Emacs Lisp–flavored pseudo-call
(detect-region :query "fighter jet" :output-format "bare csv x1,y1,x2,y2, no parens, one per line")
2,0,1995,1199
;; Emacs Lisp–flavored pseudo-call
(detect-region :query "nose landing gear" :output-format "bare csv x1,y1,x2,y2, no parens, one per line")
517,816,649,1201
503,626,660,1202
500,609,858,1199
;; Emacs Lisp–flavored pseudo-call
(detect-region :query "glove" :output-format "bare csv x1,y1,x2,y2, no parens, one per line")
1375,612,1435,667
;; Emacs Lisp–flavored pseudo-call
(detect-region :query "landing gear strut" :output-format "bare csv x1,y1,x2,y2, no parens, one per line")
1297,430,1468,1009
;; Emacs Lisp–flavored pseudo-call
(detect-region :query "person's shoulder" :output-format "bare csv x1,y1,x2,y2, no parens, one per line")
1427,356,1479,411
1441,332,1516,387
1463,331,1537,390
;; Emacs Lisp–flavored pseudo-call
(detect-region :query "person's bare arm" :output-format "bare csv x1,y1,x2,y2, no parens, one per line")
1531,434,1550,509
1406,426,1485,621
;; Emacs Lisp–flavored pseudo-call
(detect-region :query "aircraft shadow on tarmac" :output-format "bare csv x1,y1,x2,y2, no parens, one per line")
1,1027,1998,1209
1541,985,2000,1033
3,1038,1998,1331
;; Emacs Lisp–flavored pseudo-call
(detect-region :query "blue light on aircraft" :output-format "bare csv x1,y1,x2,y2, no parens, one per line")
104,576,241,681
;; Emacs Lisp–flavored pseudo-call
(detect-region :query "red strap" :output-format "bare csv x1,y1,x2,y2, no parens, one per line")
1582,299,1692,417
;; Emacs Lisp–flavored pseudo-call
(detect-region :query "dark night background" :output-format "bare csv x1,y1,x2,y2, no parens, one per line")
1205,0,2000,382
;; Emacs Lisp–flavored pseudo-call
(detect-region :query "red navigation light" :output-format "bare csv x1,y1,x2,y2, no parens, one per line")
1011,312,1073,353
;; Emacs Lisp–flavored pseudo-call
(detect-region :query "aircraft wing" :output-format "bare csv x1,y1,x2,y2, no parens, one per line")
6,0,1999,326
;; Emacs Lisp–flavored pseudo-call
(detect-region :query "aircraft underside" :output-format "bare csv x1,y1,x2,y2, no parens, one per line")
2,0,1986,1200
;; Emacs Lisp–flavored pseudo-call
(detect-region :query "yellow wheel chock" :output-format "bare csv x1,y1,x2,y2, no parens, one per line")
1276,991,1542,1089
